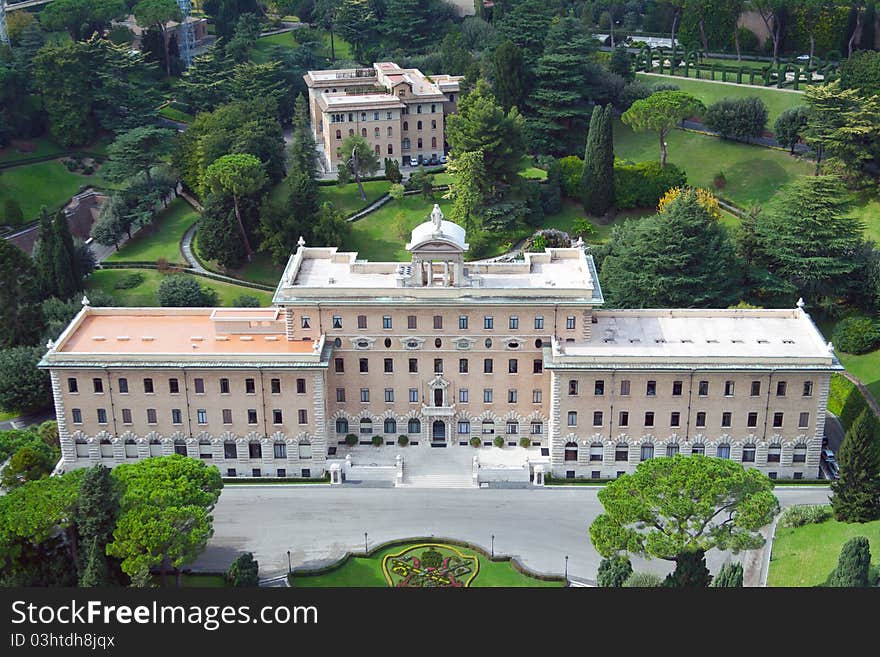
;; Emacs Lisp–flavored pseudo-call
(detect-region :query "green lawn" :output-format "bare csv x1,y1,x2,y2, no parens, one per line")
0,159,114,226
636,73,805,125
290,541,564,587
836,350,880,405
350,192,449,261
768,516,880,587
318,179,390,217
614,119,814,208
105,198,198,265
252,29,353,64
851,192,880,245
158,105,195,124
542,200,652,243
86,269,274,307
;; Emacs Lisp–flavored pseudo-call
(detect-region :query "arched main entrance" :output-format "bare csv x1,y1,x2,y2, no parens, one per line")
432,420,446,442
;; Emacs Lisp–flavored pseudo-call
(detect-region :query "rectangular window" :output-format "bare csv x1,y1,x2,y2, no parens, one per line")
269,378,281,394
409,388,418,403
484,316,494,329
721,412,732,428
724,381,735,397
670,411,680,427
672,381,683,396
696,412,706,428
384,358,394,373
298,409,308,424
483,389,493,403
222,409,232,424
117,378,128,394
224,443,237,459
698,381,709,396
619,411,629,427
751,380,762,396
434,358,443,373
383,315,392,329
459,358,468,373
798,412,809,429
773,412,784,428
97,408,108,424
509,316,519,329
594,380,605,396
506,421,519,435
122,408,132,424
168,378,179,394
459,388,469,403
93,378,104,393
72,408,82,424
620,380,631,396
359,358,369,373
530,422,543,435
335,358,344,373
271,409,282,424
534,316,544,330
336,388,345,402
646,380,656,396
567,411,577,426
569,380,579,396
357,315,367,329
484,358,493,374
408,359,418,373
219,378,230,394
247,409,257,424
566,316,575,330
615,445,628,462
533,360,543,374
274,443,287,459
67,378,78,393
593,411,603,427
644,411,654,427
507,389,517,403
245,378,255,394
776,381,787,397
385,389,394,403
508,359,518,374
197,409,207,425
434,315,443,330
408,315,417,329
172,409,182,425
301,316,310,329
458,421,470,435
532,390,542,403
360,389,369,403
803,381,813,397
249,443,262,459
458,315,468,329
747,412,758,428
194,378,205,394
332,315,342,329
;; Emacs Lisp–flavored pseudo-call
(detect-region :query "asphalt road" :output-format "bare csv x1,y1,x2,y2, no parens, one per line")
193,485,831,582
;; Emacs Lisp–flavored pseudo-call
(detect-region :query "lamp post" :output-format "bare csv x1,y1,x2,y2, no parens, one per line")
491,534,495,558
287,550,291,574
364,532,368,553
564,555,569,579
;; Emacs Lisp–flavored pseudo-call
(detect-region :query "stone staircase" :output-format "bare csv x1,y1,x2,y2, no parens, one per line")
399,471,477,489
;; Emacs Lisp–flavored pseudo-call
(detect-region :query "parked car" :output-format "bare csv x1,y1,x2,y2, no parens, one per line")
822,448,836,463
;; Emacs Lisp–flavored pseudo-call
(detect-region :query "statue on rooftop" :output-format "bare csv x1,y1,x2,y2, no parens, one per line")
430,204,443,232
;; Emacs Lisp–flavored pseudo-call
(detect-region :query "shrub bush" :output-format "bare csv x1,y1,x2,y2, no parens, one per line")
704,97,768,142
493,436,504,448
157,274,218,307
614,161,687,209
470,436,481,448
113,272,145,289
397,435,409,446
519,437,531,448
713,172,727,189
597,555,632,587
371,435,382,447
558,156,585,198
232,294,261,307
3,199,23,224
225,552,259,587
779,504,832,528
345,434,358,446
623,571,663,587
833,316,880,355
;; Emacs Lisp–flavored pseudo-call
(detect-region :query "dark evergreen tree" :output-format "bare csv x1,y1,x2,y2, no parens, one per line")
580,104,615,217
831,409,880,523
290,94,318,178
51,209,81,300
198,195,249,268
861,2,876,51
663,549,711,587
384,157,402,183
711,562,744,587
382,0,430,51
597,555,633,587
0,240,45,348
33,209,58,299
773,106,808,155
492,39,528,113
79,538,110,587
226,552,260,586
610,46,634,82
76,465,119,564
600,189,740,308
495,0,555,70
826,536,872,587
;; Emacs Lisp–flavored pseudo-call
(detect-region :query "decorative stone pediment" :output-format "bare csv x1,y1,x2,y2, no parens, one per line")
453,336,476,350
504,337,524,350
350,336,376,350
400,337,425,350
428,374,450,390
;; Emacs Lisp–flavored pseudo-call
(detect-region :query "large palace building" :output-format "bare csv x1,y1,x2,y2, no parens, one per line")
304,62,461,172
41,206,841,484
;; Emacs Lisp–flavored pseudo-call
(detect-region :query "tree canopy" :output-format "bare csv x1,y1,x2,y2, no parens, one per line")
621,91,704,167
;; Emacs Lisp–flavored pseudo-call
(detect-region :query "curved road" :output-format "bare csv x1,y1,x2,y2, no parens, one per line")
193,485,831,583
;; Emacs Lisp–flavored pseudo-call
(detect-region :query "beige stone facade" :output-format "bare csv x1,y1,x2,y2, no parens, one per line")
304,62,461,171
41,208,841,481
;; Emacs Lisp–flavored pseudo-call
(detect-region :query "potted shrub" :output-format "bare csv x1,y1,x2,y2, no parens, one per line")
371,435,382,447
345,433,358,446
493,436,504,448
519,437,531,448
397,435,409,446
470,436,481,448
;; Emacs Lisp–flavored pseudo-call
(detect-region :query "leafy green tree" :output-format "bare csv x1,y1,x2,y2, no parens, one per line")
33,41,96,146
526,17,603,156
826,536,872,587
133,0,182,76
610,46,634,81
802,81,864,175
33,208,82,301
495,0,555,69
1,446,54,490
0,241,44,348
104,126,175,194
597,555,632,587
314,0,342,61
227,12,264,63
704,97,768,142
663,548,711,587
446,79,525,194
445,150,486,234
339,135,380,201
384,158,402,184
40,0,126,41
75,465,119,576
711,561,744,587
202,0,260,41
0,347,51,414
291,94,318,179
382,0,431,50
600,189,740,307
831,409,880,523
312,202,351,247
232,295,260,307
157,275,219,307
621,91,704,167
204,153,268,260
756,175,863,300
335,0,378,62
491,40,527,114
774,106,809,154
226,552,260,586
589,455,779,564
580,104,614,217
176,47,235,113
861,2,877,50
229,60,292,120
259,166,320,263
623,571,663,587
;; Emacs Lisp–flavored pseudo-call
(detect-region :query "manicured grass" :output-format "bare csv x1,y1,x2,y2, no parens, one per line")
350,192,450,261
768,517,880,587
636,73,806,125
158,105,195,124
852,192,880,245
0,159,114,226
0,409,19,422
0,134,111,164
542,200,652,243
225,252,285,288
614,119,814,208
252,29,353,64
836,350,880,406
105,198,198,265
318,179,390,217
86,269,274,307
290,541,563,587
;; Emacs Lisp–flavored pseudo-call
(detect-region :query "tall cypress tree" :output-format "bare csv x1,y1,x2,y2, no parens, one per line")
861,2,876,50
711,562,744,587
33,208,58,298
581,104,615,217
831,409,880,523
826,536,872,587
52,209,81,300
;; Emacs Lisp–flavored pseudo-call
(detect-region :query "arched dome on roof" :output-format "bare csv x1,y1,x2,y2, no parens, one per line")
406,204,469,253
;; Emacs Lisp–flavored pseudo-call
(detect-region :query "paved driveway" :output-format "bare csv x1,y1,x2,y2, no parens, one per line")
193,485,831,582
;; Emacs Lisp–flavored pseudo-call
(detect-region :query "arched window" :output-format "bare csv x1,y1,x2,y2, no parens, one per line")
767,443,781,463
417,138,423,148
564,442,578,462
298,440,312,460
387,144,393,154
124,439,138,458
589,442,604,461
336,418,349,434
335,129,341,139
361,128,367,137
149,438,162,457
640,443,654,461
173,438,187,456
403,138,410,149
417,120,423,130
387,126,393,137
431,137,437,148
348,129,354,136
408,418,421,434
793,443,807,463
481,420,495,435
432,119,437,129
374,127,380,137
384,418,397,434
742,443,756,462
403,121,409,131
360,112,366,121
716,443,730,459
615,443,629,461
359,418,373,435
665,443,679,457
374,144,380,155
691,443,705,456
